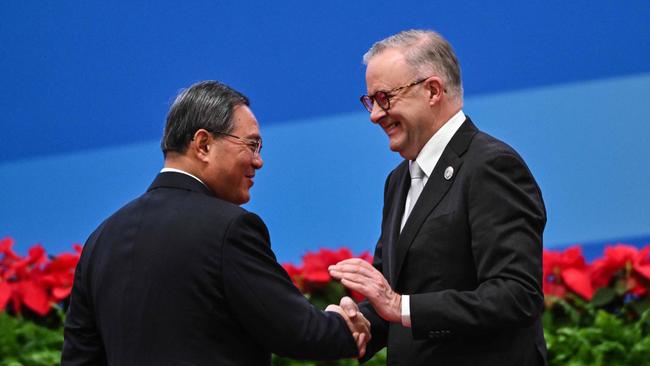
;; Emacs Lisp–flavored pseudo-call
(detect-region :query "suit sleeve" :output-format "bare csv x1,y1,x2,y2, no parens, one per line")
221,212,357,360
61,229,107,366
410,151,546,339
358,172,393,362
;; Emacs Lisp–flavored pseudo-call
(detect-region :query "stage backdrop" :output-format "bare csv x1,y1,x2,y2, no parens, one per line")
1,1,649,262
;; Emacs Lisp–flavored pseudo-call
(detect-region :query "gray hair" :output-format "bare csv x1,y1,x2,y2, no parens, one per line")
161,80,249,155
363,29,463,100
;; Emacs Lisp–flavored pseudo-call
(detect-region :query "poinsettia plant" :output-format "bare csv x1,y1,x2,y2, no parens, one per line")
0,237,81,317
2,237,650,366
543,243,650,322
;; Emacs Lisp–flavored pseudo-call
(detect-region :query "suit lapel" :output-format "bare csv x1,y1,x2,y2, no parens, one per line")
392,118,478,285
383,162,410,286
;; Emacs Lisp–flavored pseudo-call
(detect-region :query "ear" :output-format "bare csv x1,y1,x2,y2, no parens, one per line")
191,129,213,161
424,77,444,106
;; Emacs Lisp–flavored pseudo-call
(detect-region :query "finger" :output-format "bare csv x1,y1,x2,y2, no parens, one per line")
328,268,344,280
357,313,371,335
325,304,338,312
335,258,376,272
335,258,365,266
339,296,358,317
358,332,367,358
343,274,381,288
340,278,369,295
330,268,371,283
330,262,376,276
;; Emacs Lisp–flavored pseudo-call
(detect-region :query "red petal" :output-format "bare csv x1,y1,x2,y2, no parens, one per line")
543,281,566,298
0,237,15,253
0,237,20,261
562,268,594,300
18,281,51,316
27,245,47,265
561,246,587,268
303,270,330,284
52,286,72,301
633,246,650,280
0,281,12,309
46,253,80,273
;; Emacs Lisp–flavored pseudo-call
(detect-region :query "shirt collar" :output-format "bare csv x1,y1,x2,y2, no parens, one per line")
413,110,466,177
160,167,207,187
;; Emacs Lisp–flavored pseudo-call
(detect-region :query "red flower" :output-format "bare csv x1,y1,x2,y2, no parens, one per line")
302,248,355,289
41,244,82,301
591,244,649,296
0,238,81,316
543,246,594,300
0,281,11,310
633,246,650,281
591,245,637,287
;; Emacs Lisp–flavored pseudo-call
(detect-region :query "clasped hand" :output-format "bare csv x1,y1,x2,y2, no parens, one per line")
325,296,371,358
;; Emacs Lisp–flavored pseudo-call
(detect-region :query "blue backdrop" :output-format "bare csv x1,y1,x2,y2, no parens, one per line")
1,1,649,262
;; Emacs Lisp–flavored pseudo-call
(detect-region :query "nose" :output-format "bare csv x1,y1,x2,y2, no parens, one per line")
253,153,264,169
369,102,387,124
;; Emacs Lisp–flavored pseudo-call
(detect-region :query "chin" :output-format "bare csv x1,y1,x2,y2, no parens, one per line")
238,192,251,205
389,142,407,157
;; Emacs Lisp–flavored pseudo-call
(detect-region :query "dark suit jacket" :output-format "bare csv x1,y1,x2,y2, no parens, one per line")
62,172,356,366
360,118,547,366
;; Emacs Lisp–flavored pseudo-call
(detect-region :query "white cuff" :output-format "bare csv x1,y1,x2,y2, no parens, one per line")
401,294,411,328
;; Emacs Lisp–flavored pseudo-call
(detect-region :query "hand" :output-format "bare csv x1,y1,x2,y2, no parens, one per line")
329,259,402,323
339,296,359,318
325,302,371,358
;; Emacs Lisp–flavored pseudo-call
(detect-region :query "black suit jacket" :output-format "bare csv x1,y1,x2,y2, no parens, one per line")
361,118,547,366
62,172,356,365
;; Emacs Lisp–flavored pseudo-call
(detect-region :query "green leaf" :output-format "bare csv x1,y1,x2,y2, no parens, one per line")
591,287,617,307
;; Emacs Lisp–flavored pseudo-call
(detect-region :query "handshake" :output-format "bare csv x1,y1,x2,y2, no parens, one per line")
325,296,371,358
325,258,404,358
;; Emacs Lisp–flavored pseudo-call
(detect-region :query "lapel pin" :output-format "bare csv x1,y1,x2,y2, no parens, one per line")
444,166,454,180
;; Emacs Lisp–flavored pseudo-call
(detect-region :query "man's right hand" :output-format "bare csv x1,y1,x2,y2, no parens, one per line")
325,297,371,358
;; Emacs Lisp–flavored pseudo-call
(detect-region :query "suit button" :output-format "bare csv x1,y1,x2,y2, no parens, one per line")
428,331,435,338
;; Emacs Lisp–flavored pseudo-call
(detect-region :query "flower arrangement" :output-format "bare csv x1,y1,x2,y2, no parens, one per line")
0,237,81,365
543,244,650,316
2,237,650,366
542,244,650,365
0,237,81,317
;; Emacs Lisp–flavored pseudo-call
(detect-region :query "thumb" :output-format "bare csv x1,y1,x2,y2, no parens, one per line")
340,296,358,317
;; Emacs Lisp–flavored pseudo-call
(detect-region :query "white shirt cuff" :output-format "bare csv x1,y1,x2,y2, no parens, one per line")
401,294,411,328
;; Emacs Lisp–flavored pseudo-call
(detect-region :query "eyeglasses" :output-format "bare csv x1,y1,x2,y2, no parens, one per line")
360,77,430,113
213,131,263,156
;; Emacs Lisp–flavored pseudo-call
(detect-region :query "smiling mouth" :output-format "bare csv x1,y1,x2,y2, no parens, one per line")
383,121,400,135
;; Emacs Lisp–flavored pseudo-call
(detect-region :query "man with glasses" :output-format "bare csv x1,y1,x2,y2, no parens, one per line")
329,30,547,365
62,80,370,365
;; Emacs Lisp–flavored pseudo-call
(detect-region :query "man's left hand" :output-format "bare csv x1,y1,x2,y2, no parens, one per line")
329,259,401,323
